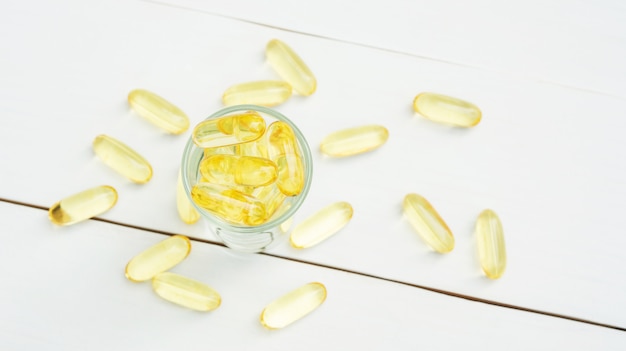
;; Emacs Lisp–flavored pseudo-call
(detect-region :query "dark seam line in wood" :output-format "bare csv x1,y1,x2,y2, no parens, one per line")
142,0,625,101
2,197,624,332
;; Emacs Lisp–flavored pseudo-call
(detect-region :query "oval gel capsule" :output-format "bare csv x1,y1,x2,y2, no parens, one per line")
191,183,267,225
192,112,266,148
125,235,191,282
152,272,221,311
413,92,482,127
176,171,200,224
260,282,327,329
222,81,292,107
320,125,389,157
266,39,317,96
290,202,353,248
252,185,287,220
128,89,190,134
476,209,506,279
267,122,305,196
93,134,153,183
200,154,277,187
402,193,455,253
48,185,117,226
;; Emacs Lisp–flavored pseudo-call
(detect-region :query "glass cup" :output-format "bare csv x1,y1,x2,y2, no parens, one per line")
181,105,313,252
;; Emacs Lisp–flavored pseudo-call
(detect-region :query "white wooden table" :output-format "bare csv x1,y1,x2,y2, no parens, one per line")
1,0,624,349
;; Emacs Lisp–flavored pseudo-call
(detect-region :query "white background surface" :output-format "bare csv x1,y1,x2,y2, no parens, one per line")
0,0,624,349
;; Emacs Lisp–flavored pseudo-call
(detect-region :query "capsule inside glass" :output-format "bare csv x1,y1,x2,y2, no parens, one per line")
181,105,313,252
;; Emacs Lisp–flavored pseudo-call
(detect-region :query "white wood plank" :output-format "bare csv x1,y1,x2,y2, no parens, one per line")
0,0,624,328
0,202,623,350
160,0,626,98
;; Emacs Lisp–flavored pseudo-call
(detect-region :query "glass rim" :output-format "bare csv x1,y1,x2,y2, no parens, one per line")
181,104,313,233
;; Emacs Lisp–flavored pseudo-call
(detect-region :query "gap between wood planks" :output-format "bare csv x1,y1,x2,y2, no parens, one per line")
143,0,626,101
2,197,624,332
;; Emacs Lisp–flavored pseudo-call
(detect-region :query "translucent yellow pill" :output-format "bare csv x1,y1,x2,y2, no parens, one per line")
266,39,317,96
176,171,199,224
320,125,389,157
476,209,506,279
290,202,353,248
48,185,117,226
236,138,268,159
125,235,191,282
93,134,153,183
200,154,277,187
402,194,455,253
191,182,266,226
280,216,294,233
222,81,292,107
267,122,305,196
128,89,190,134
204,145,236,158
252,184,287,219
260,282,326,329
192,112,266,148
152,272,221,311
413,92,481,127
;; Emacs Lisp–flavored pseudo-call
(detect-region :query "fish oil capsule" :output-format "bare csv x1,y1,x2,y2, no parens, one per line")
260,282,326,329
280,216,294,233
176,171,200,224
267,122,305,196
128,89,190,134
266,39,317,96
236,138,268,159
93,134,153,183
48,185,117,225
252,184,287,219
191,183,266,225
413,92,482,127
222,81,292,107
152,272,221,311
320,125,389,157
125,235,191,282
290,202,353,248
192,112,266,148
200,154,277,187
475,209,506,279
204,145,236,158
402,194,455,253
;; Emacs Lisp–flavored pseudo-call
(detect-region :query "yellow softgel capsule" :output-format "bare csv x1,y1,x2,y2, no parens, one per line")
191,183,266,225
200,154,277,187
290,202,353,248
128,89,190,134
48,185,117,226
476,209,506,279
413,92,482,127
266,39,317,96
260,282,327,329
236,138,268,159
402,194,455,253
267,122,305,196
222,81,292,107
192,112,266,148
152,272,221,312
204,145,236,158
176,171,200,224
320,125,389,157
252,184,287,219
280,216,294,233
93,134,153,183
125,235,191,282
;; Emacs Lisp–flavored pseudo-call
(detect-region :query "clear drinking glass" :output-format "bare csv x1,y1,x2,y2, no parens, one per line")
181,105,313,252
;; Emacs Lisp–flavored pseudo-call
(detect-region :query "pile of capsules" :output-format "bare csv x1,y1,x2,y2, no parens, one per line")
188,110,306,226
48,38,506,329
